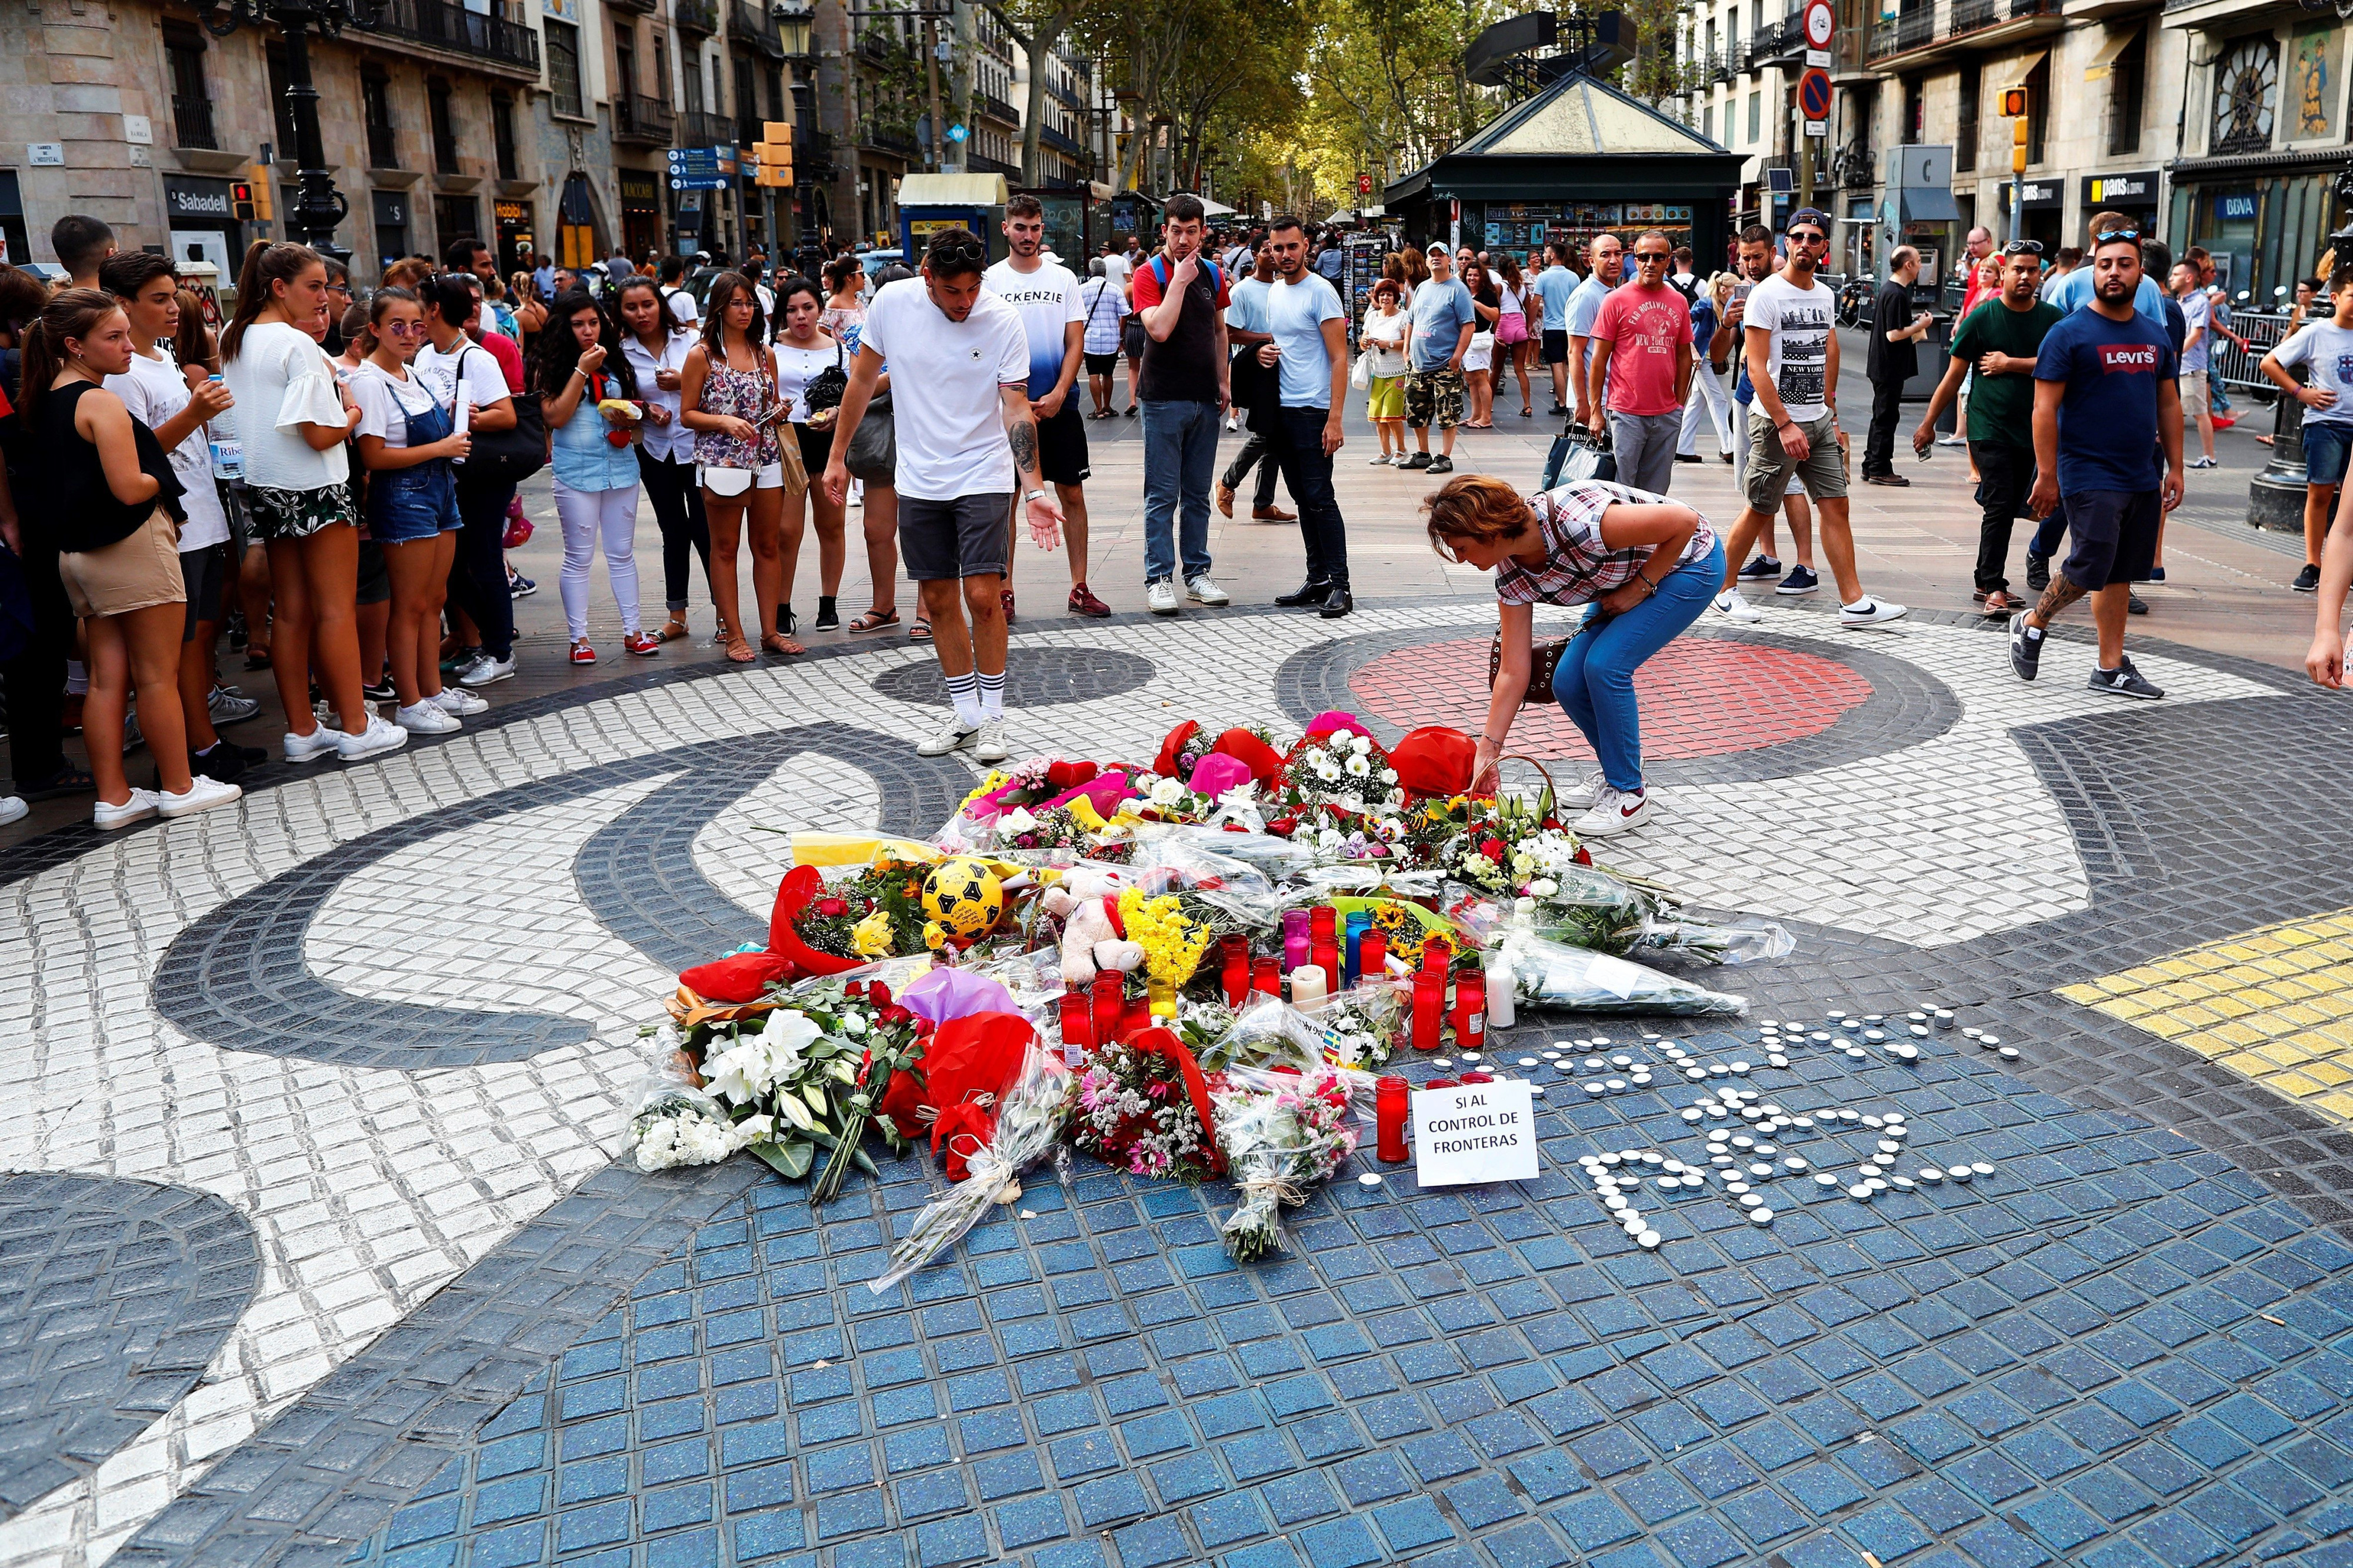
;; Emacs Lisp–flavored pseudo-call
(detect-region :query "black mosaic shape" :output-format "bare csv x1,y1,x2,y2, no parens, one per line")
152,726,971,1070
0,1174,259,1520
870,645,1156,710
1273,620,1961,783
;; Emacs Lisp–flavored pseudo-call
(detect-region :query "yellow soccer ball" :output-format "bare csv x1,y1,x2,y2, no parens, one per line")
922,858,1004,939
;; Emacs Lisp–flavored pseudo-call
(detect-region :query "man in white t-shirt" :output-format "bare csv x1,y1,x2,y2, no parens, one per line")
1712,209,1905,628
99,251,258,782
658,256,701,326
1260,215,1354,618
984,194,1105,619
825,227,1064,762
2264,269,2353,593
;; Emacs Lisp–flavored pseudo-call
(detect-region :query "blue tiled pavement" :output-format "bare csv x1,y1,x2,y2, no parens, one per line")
346,1030,2353,1568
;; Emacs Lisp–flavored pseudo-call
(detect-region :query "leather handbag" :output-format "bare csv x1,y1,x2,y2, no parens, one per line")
457,347,547,486
845,389,896,480
801,342,849,418
1489,629,1570,705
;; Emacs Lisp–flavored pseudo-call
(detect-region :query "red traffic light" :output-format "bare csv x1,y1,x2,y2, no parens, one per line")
231,181,257,221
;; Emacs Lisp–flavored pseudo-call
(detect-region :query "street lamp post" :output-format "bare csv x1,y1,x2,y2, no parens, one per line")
202,0,378,263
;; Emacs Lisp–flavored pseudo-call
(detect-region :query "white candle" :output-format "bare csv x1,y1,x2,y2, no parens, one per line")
1288,965,1327,1009
1485,950,1515,1030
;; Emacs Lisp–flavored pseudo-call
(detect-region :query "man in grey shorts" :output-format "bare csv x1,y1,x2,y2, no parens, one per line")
1710,209,1907,629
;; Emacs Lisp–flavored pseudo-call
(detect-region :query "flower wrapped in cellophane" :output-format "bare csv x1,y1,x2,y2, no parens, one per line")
869,1041,1071,1294
1210,1062,1365,1261
1495,929,1747,1015
1065,1029,1225,1182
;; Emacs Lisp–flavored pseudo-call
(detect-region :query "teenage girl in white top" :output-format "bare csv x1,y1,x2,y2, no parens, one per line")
769,276,846,636
617,277,714,646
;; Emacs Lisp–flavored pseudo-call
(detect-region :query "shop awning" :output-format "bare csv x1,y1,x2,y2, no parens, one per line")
2084,29,2134,82
898,173,1009,208
1899,185,1963,223
2004,49,2048,91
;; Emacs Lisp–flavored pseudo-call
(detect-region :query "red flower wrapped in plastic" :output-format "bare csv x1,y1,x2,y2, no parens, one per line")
874,1010,1038,1152
678,950,797,1002
766,865,865,977
1389,725,1482,802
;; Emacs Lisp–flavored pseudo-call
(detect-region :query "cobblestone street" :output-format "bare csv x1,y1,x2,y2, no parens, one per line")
4,346,2353,1568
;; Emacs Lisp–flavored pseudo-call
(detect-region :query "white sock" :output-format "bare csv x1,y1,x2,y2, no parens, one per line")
945,672,981,728
977,669,1005,720
1842,597,1873,612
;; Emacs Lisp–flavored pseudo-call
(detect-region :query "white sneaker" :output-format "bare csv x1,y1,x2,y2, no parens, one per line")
431,686,489,716
1839,598,1909,628
1186,575,1231,606
1226,414,1240,432
1145,579,1181,615
94,788,161,830
396,701,461,735
0,795,25,828
1573,786,1654,838
284,726,340,765
158,775,243,819
336,713,411,761
1711,590,1764,623
1555,770,1606,810
916,717,981,757
1368,453,1395,465
971,718,1009,763
458,653,517,686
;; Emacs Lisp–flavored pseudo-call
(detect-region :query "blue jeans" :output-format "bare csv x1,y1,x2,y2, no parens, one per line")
1554,540,1722,792
1140,399,1218,583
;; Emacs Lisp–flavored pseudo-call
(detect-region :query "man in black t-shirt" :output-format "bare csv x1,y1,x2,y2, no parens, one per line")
1863,246,1933,483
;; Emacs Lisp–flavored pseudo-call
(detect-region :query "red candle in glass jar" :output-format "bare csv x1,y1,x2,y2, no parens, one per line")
1252,956,1282,998
1091,970,1123,1042
1310,936,1338,992
1421,936,1452,974
1376,1076,1409,1162
1411,970,1444,1050
1121,993,1151,1039
1311,904,1337,942
1058,991,1094,1056
1452,972,1487,1053
1221,937,1251,1007
1360,928,1388,980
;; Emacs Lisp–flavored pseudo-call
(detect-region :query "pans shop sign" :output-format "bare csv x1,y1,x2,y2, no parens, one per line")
163,176,237,223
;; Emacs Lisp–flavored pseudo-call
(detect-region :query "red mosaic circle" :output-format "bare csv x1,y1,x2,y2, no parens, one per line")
1347,636,1872,762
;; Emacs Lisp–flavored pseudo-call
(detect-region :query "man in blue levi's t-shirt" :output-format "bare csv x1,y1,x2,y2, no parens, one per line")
2008,230,2182,701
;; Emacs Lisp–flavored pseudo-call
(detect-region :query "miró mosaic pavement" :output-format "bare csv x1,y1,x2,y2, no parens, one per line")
1,596,2351,1568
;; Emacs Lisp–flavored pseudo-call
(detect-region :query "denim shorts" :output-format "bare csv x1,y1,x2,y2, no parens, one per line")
368,467,461,543
2305,420,2353,488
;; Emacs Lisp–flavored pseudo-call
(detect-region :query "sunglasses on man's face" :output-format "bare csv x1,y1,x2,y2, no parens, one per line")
1634,250,1671,263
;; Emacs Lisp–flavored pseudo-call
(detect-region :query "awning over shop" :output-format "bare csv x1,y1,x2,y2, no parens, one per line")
899,174,1009,208
2084,29,2135,82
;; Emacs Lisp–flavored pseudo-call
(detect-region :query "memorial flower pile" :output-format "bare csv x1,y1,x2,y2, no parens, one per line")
1065,1032,1224,1182
1211,1064,1363,1260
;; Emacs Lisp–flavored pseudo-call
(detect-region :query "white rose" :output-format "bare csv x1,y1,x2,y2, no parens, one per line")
1515,895,1538,914
1531,878,1559,898
1318,828,1344,848
1380,769,1398,785
999,806,1037,833
1327,729,1354,748
1351,736,1371,756
1149,776,1185,806
840,1011,868,1037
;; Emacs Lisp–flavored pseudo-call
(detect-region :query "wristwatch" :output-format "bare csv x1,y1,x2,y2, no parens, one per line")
1022,488,1048,505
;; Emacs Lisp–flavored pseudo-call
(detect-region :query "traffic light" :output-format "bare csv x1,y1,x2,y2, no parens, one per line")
232,181,255,221
1999,85,2029,118
754,120,794,188
2012,117,2029,175
252,176,272,221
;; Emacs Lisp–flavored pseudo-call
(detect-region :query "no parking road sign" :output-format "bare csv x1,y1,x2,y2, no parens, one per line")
1798,66,1833,125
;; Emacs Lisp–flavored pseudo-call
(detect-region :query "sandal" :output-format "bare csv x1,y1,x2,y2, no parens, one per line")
244,646,272,670
846,608,900,633
762,632,804,657
724,636,758,664
654,613,692,643
909,616,933,642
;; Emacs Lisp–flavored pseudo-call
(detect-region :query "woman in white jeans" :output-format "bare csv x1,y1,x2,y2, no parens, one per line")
1678,272,1737,459
534,289,654,665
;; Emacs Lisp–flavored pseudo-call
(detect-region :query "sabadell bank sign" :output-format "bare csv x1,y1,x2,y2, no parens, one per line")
164,179,236,220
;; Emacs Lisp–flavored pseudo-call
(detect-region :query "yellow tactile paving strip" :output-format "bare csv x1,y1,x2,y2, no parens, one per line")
2058,910,2353,1125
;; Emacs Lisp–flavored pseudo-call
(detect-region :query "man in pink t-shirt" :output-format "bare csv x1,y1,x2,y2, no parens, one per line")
1587,230,1694,494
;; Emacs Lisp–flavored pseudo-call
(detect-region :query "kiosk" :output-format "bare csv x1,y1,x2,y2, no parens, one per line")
896,174,1009,266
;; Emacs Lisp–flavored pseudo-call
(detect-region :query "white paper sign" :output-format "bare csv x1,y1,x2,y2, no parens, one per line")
1412,1079,1539,1187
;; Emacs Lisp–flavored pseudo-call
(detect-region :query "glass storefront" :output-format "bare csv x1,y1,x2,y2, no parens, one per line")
2175,171,2334,309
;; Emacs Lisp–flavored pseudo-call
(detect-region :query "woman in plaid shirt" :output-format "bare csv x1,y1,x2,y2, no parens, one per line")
1425,474,1721,837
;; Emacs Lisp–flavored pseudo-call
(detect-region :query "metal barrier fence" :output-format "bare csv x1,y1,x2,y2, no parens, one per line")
2212,309,2297,395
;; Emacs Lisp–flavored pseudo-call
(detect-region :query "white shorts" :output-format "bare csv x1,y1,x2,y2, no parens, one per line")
698,462,785,496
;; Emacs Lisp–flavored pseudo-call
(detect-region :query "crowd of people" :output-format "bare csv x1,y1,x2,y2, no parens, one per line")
3,194,2348,838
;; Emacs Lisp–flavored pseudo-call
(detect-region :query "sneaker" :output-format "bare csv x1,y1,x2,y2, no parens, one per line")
1068,583,1112,618
508,571,538,599
208,685,262,725
2088,656,2164,700
158,775,242,819
1736,554,1782,581
2147,566,2166,582
625,630,662,657
458,654,517,687
971,718,1009,763
2008,612,2044,681
284,725,341,765
1402,452,1433,469
396,700,461,735
2127,592,2149,615
362,676,397,702
570,642,598,666
94,788,161,830
2025,552,2051,594
441,645,483,675
1935,433,1967,447
813,599,841,633
188,744,250,784
1145,579,1181,615
1777,565,1820,596
0,795,24,828
1711,590,1764,623
336,713,411,762
2295,563,2321,592
1427,456,1454,474
1186,575,1230,606
1573,786,1653,838
1368,452,1395,465
916,717,981,757
1839,598,1908,627
1388,453,1413,466
2187,456,2217,470
1555,770,1606,810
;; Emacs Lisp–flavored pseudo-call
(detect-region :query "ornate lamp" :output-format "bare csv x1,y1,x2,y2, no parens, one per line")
200,0,382,261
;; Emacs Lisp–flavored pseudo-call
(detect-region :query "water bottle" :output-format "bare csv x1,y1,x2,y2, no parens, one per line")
206,375,244,482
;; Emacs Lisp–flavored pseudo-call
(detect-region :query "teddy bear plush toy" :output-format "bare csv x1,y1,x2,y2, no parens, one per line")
1038,865,1144,987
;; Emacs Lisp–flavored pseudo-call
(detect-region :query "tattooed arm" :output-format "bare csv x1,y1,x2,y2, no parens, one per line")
1001,381,1062,550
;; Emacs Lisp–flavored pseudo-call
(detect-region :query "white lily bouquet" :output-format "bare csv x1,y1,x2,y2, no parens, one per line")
1497,929,1748,1016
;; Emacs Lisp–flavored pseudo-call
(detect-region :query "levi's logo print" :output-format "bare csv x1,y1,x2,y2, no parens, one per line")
2097,343,2159,373
1775,303,1830,408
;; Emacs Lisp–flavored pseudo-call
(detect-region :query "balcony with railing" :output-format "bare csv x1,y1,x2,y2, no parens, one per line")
606,0,655,13
1744,14,1804,72
1039,122,1083,156
860,119,921,158
678,109,734,148
173,92,218,150
1867,0,2060,69
374,0,541,72
975,91,1021,128
676,0,719,33
614,93,675,146
731,0,784,59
